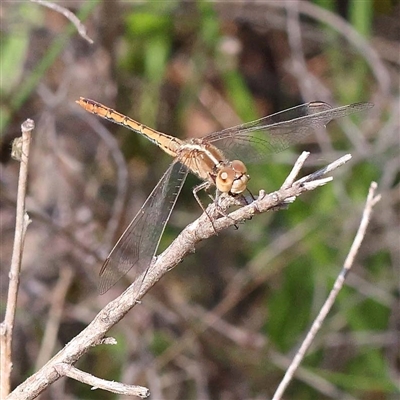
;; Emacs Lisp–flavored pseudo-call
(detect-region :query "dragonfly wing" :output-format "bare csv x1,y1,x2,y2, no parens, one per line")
98,161,189,295
205,102,373,163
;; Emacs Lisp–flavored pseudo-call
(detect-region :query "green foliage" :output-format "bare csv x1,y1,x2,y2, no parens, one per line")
349,0,373,37
197,0,221,49
320,363,397,393
341,295,390,331
312,0,374,103
365,249,392,276
222,70,259,122
347,160,381,200
125,10,173,38
150,330,174,356
123,9,173,128
266,258,314,351
0,34,28,95
312,0,336,12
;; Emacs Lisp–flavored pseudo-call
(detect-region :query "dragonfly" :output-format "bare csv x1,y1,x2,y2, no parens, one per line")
77,97,372,295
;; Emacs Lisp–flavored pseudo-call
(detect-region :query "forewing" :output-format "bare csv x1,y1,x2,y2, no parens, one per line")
98,161,189,295
205,102,373,163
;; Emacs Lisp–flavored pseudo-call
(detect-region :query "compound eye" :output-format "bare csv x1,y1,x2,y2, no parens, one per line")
231,160,247,174
216,167,235,193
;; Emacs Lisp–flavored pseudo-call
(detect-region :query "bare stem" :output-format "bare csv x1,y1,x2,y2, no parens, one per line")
1,119,34,398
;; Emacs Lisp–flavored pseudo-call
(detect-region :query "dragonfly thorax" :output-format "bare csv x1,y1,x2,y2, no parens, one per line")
177,140,249,194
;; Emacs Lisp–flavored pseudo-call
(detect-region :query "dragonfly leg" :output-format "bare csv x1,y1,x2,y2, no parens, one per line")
244,187,256,203
192,182,238,232
217,192,245,230
193,183,241,232
193,182,218,232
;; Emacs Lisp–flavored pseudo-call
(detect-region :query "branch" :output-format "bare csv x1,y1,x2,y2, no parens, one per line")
30,0,94,44
272,182,381,400
6,152,350,399
54,364,150,398
1,119,34,398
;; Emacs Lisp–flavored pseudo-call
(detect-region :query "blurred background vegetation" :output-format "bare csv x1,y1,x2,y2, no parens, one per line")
1,0,399,399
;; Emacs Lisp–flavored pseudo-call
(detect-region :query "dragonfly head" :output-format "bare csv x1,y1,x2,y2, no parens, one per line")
216,160,249,195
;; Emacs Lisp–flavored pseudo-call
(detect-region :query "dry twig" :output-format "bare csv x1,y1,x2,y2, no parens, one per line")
30,0,94,44
1,119,34,398
54,364,150,398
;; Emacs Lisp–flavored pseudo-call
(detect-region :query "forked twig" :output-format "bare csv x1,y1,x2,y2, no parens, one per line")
5,152,352,399
272,182,381,400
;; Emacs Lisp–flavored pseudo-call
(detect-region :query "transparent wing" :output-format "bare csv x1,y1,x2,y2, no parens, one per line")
204,101,373,163
98,161,189,295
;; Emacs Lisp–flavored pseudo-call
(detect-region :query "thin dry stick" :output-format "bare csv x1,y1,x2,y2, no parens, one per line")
5,154,351,400
30,0,94,44
53,364,150,398
272,182,381,400
0,119,34,398
282,151,310,188
35,268,74,369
